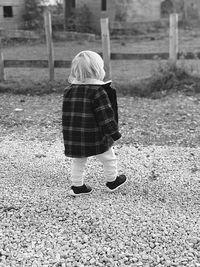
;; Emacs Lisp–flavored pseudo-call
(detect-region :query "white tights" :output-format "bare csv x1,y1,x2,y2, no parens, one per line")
71,148,118,186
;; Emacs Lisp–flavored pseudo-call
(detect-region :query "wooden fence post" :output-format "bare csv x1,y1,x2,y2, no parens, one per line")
100,18,111,80
0,37,5,81
44,10,54,82
169,13,178,64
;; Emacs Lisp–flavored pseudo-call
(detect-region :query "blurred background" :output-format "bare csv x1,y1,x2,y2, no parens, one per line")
1,0,200,93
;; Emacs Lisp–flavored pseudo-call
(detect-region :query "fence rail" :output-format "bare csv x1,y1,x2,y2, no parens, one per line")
3,52,200,69
4,60,72,68
110,52,200,60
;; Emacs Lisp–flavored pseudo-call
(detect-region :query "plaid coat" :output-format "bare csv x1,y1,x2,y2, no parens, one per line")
62,83,121,158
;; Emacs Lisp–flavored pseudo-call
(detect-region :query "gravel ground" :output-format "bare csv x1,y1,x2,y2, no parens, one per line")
0,92,200,267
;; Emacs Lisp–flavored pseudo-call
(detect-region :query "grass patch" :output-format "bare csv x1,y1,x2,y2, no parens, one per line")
1,61,200,98
0,80,68,95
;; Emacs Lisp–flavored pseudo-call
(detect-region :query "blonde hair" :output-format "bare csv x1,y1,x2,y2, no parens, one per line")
68,50,105,83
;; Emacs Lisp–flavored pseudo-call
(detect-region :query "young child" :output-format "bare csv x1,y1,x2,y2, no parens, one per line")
62,50,127,196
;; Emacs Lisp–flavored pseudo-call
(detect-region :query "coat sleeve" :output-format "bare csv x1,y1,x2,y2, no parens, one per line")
92,86,121,141
103,84,118,123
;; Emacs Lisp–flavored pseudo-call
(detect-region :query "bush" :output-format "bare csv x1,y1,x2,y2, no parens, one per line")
115,60,200,98
115,5,128,22
51,1,64,31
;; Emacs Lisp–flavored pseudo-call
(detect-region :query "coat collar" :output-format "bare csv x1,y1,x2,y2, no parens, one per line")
71,79,112,85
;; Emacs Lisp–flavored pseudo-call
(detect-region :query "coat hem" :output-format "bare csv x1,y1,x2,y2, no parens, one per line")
64,146,112,158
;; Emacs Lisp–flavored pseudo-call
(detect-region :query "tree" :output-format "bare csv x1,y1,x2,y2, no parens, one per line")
161,0,174,18
63,0,73,30
65,4,93,33
22,0,44,30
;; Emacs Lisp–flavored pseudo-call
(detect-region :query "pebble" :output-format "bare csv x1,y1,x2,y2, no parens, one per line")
14,108,24,112
132,257,138,263
136,262,143,266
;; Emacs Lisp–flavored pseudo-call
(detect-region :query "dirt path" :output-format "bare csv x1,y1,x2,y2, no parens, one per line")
1,92,200,146
0,92,200,266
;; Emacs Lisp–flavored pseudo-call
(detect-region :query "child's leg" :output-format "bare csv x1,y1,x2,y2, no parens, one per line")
71,158,87,186
96,147,118,182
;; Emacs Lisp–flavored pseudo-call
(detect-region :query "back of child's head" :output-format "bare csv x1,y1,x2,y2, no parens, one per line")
68,50,105,83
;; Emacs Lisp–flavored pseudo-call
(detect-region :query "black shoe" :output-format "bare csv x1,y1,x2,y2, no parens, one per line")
69,184,92,196
106,175,127,192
